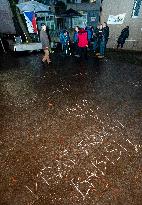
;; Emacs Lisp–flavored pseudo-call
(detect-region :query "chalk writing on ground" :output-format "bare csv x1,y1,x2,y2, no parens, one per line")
24,118,141,204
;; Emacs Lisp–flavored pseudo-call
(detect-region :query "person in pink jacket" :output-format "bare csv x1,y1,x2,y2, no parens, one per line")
78,28,88,59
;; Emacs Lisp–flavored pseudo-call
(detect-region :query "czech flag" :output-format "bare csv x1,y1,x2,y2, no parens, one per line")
23,11,38,33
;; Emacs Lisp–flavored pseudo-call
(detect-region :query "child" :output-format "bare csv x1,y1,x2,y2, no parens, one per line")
59,30,70,55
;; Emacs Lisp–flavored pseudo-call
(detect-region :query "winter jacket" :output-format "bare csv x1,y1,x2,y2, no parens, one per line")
92,27,99,41
103,26,109,40
59,31,70,45
98,29,104,41
85,27,93,41
78,29,88,48
73,31,78,43
118,27,129,43
40,30,50,49
121,28,129,39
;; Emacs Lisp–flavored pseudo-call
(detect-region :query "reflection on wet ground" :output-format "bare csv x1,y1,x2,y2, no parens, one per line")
0,51,142,205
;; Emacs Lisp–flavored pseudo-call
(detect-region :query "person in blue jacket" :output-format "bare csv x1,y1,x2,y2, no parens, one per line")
85,25,93,49
73,26,80,56
59,30,70,55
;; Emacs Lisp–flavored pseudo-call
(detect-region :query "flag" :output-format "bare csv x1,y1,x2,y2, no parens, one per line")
23,11,38,33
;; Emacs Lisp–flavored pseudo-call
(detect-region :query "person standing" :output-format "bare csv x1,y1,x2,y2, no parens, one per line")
85,25,93,50
97,22,109,58
117,26,129,49
59,30,70,56
92,24,100,53
96,24,105,58
73,26,80,56
103,22,109,49
78,28,88,60
40,23,51,64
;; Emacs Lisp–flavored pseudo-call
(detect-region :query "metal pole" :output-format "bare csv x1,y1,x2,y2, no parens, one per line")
0,37,6,53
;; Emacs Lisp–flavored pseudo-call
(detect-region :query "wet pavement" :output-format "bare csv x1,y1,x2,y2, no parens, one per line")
0,50,142,205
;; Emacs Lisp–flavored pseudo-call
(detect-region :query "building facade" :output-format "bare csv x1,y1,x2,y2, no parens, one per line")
0,0,16,34
67,0,101,28
58,0,101,28
101,0,142,51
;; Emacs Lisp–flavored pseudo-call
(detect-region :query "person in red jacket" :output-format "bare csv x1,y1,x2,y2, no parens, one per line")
78,28,88,59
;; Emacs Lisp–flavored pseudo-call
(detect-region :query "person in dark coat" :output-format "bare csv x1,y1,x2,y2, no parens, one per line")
117,26,129,48
93,24,104,57
97,24,106,58
92,24,100,53
40,23,51,64
96,23,109,58
103,22,109,48
97,22,109,58
73,26,80,56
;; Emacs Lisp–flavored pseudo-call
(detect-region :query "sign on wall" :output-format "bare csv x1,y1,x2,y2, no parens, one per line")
107,13,126,24
91,17,96,22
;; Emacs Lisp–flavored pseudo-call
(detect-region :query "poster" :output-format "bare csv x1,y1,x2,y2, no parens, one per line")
107,13,126,25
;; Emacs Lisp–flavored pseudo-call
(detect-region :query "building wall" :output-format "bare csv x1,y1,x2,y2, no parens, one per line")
66,0,101,27
67,1,100,12
101,0,142,51
0,0,16,34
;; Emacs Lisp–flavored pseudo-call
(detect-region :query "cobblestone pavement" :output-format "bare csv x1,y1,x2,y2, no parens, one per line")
0,51,142,205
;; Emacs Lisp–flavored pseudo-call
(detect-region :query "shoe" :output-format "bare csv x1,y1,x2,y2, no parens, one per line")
96,53,100,56
74,54,80,57
47,60,52,64
98,55,104,58
42,59,46,62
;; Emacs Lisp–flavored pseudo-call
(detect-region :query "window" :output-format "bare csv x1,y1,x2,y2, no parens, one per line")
132,0,142,18
75,0,81,3
72,12,87,28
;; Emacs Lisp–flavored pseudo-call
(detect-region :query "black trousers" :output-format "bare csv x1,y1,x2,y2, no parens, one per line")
73,42,79,55
117,38,126,48
79,47,87,59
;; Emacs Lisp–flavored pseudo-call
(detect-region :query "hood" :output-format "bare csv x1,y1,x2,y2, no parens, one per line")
79,28,86,33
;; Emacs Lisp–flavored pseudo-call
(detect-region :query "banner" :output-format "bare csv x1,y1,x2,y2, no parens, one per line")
23,11,38,33
107,13,126,25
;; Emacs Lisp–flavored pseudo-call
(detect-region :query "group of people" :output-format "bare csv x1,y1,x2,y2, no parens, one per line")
59,22,109,59
40,22,129,64
39,22,110,63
